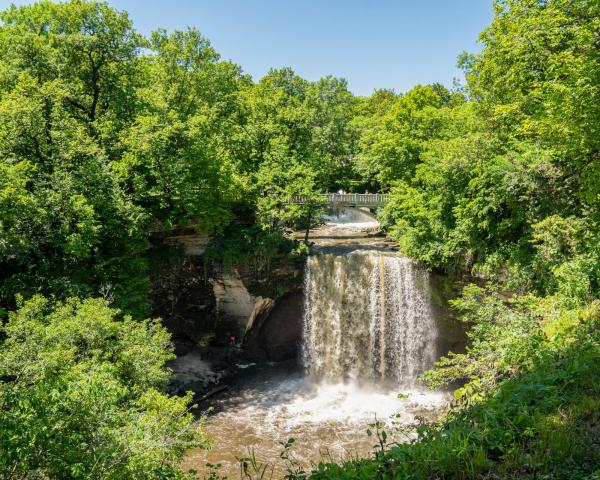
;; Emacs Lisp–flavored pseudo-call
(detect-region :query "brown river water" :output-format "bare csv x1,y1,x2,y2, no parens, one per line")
182,208,463,478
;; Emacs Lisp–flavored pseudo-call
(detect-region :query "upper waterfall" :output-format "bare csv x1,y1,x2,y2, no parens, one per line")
321,208,380,229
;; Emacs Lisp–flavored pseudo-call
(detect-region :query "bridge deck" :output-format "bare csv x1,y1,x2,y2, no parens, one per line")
289,193,389,207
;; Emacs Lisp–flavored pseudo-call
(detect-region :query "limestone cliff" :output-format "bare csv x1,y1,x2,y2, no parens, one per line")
149,233,306,361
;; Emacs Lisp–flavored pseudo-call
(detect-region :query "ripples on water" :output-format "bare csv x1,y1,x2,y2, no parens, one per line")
183,366,449,478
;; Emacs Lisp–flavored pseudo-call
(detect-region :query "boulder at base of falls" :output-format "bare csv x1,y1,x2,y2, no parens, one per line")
243,292,303,362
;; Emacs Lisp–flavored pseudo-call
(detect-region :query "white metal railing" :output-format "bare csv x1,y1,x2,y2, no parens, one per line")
288,193,389,206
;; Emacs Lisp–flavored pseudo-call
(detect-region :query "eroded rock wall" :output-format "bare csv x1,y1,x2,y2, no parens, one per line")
243,292,304,361
149,234,306,360
148,251,216,343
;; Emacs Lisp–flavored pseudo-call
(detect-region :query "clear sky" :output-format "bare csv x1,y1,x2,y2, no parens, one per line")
1,0,494,96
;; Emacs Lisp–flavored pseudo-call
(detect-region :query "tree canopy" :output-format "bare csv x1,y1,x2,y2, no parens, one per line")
0,1,357,316
0,296,206,479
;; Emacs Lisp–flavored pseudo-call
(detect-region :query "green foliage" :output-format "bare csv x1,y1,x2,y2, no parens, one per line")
240,68,356,231
353,84,465,188
472,0,600,195
358,0,600,303
0,1,356,315
0,1,149,315
115,27,246,231
205,221,300,266
2,0,600,478
0,0,142,132
297,1,600,478
0,295,207,479
254,161,324,233
424,285,546,399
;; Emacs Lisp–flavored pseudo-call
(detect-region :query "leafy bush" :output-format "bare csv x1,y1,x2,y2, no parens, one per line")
0,296,207,479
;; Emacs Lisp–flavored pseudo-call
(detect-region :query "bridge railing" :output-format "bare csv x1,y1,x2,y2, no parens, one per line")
289,193,389,206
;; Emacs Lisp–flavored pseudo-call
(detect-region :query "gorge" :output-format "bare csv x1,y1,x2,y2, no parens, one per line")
2,2,598,477
180,208,464,477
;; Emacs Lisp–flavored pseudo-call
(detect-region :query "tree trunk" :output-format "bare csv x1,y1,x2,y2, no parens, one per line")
304,208,312,244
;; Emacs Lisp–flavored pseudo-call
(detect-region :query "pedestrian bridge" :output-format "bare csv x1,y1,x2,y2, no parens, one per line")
288,193,389,207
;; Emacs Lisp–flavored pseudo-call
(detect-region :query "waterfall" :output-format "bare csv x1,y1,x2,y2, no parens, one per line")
190,209,454,478
302,251,438,386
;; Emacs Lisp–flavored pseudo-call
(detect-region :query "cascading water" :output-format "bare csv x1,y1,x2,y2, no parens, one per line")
303,252,438,386
183,208,460,477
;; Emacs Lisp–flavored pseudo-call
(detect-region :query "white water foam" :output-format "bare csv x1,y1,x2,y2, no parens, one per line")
215,378,445,429
322,208,380,229
263,381,447,426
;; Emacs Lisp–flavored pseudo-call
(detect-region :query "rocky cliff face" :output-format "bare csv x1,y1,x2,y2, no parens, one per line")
149,234,306,361
148,251,216,343
210,272,257,339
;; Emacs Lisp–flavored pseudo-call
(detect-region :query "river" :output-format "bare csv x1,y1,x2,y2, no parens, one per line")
182,208,464,478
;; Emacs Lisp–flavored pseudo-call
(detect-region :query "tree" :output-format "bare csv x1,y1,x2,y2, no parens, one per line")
116,28,248,231
467,0,600,205
254,160,324,239
0,70,149,315
0,0,143,141
0,296,207,479
237,68,355,233
0,3,249,314
353,84,464,188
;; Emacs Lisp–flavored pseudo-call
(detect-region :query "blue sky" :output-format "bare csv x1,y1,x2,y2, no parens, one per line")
2,0,494,96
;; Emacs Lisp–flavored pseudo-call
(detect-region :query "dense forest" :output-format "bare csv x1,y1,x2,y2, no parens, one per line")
1,0,599,478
